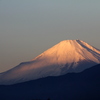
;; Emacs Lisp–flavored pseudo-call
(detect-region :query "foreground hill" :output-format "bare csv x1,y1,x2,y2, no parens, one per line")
0,64,100,100
0,40,100,85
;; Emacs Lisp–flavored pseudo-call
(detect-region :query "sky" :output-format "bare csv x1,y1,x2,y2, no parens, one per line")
0,0,100,73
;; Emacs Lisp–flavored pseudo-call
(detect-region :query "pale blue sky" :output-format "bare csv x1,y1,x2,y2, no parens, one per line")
0,0,100,72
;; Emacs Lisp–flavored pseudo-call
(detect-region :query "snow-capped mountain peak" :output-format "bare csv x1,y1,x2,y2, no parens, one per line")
0,40,100,85
33,39,100,64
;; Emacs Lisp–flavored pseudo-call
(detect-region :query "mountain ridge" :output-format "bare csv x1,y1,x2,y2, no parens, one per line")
0,64,100,100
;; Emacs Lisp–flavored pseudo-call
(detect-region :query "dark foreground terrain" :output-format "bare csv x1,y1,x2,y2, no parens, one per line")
0,64,100,100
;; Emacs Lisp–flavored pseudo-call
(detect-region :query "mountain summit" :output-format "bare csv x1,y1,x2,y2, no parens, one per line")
0,40,100,85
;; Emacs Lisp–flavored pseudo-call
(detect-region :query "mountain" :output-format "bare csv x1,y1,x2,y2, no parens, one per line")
0,40,100,85
0,64,100,100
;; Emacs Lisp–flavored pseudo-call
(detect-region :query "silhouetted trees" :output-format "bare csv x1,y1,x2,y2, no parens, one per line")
32,98,50,100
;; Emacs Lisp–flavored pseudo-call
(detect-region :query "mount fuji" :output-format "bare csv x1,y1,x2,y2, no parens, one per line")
0,40,100,85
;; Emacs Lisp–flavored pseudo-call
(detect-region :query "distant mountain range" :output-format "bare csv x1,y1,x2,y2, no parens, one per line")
0,64,100,100
0,40,100,85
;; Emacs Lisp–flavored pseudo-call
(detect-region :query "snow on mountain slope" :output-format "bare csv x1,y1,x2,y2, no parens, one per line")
0,40,100,85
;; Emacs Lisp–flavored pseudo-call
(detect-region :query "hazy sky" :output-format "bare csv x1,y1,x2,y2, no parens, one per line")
0,0,100,72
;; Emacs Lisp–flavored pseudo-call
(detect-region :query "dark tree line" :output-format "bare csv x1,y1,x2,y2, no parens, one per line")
32,98,50,100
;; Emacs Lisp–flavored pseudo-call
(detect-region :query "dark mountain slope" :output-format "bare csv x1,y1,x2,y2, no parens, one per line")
0,64,100,100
